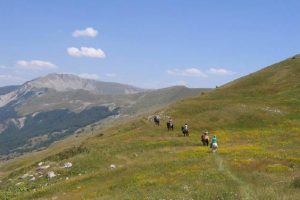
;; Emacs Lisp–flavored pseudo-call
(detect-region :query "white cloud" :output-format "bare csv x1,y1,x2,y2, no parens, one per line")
16,60,57,70
67,47,106,58
207,68,233,75
167,68,207,77
72,27,98,38
104,73,116,78
78,73,100,80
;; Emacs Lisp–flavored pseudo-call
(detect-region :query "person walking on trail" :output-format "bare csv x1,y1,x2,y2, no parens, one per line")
211,135,218,153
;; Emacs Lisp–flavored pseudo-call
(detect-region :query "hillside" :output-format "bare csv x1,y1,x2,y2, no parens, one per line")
0,86,20,96
0,74,206,158
0,55,300,199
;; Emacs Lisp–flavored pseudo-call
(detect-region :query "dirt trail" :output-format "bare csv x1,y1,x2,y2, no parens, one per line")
214,154,257,200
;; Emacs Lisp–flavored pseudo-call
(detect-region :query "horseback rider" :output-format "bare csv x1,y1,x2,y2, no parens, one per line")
169,118,173,125
181,123,189,136
184,123,188,132
211,135,217,145
211,135,218,152
154,115,160,126
167,117,174,131
201,131,209,146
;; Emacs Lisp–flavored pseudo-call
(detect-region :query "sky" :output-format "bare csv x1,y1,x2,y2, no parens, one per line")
0,0,300,88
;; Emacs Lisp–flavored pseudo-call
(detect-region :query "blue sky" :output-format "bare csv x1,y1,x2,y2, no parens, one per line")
0,0,299,88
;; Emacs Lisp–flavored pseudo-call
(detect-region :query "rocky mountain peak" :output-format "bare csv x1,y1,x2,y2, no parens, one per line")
26,73,97,92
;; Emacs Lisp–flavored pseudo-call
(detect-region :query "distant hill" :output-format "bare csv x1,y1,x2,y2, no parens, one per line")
0,85,20,96
0,74,207,157
0,55,299,199
27,73,144,94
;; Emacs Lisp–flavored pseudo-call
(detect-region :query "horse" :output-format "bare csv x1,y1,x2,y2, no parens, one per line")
211,143,218,153
166,122,174,131
181,126,189,136
201,134,209,146
154,116,160,126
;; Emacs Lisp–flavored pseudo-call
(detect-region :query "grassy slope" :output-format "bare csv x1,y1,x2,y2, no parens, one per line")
124,86,210,114
1,55,300,199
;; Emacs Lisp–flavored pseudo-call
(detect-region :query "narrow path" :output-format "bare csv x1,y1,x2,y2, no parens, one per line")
213,154,257,200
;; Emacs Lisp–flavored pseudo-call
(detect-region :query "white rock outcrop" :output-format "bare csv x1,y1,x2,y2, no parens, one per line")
47,171,56,179
64,162,73,168
110,164,116,169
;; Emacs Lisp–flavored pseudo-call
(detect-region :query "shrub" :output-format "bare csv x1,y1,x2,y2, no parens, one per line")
292,177,300,188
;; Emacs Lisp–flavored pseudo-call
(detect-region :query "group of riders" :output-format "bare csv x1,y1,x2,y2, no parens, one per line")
153,115,218,152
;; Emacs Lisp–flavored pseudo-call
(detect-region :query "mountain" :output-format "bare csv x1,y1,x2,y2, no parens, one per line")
0,73,143,109
27,73,144,94
0,74,207,157
0,55,299,199
0,85,20,96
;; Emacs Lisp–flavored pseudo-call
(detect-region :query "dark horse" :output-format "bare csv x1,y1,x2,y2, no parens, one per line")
166,122,174,131
154,116,160,126
201,134,209,146
181,126,189,136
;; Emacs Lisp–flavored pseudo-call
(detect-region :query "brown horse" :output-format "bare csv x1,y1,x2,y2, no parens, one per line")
201,134,209,146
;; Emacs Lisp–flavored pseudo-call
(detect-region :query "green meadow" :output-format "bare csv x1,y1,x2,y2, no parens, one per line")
1,55,300,199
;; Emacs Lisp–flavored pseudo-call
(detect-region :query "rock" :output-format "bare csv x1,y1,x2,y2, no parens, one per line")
47,171,56,179
15,182,24,186
39,165,50,170
64,162,72,168
38,162,44,167
30,177,36,182
110,164,116,169
20,173,29,179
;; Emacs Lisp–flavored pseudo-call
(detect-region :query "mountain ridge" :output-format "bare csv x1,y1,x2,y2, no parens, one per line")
0,73,208,158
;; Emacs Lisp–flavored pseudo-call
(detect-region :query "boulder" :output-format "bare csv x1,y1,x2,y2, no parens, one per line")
110,164,116,169
20,173,29,179
47,171,56,179
64,162,72,168
39,165,50,170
